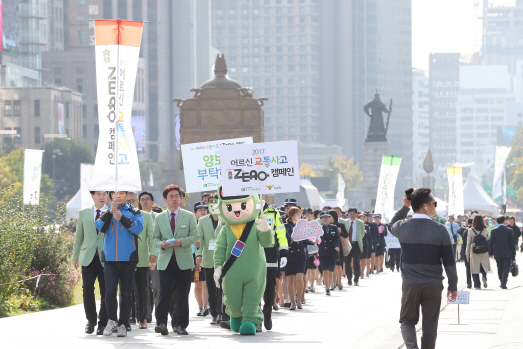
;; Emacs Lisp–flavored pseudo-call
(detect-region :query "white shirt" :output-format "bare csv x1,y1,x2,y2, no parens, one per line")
348,219,357,241
167,208,180,226
93,205,106,222
412,213,431,220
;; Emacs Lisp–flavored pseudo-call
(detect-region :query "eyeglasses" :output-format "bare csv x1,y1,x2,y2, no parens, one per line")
140,197,152,202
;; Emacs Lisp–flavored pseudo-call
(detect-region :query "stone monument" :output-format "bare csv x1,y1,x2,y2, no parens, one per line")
362,91,392,211
422,148,435,192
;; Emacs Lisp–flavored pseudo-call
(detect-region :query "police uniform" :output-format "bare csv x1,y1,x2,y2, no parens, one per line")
318,223,340,272
284,223,309,275
360,223,371,260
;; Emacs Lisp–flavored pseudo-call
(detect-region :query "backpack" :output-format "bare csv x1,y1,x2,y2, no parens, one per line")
472,229,488,254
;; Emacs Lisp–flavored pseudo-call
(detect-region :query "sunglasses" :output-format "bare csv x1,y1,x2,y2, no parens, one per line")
427,201,438,208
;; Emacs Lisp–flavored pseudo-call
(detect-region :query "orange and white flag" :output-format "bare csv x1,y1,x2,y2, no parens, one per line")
90,19,143,192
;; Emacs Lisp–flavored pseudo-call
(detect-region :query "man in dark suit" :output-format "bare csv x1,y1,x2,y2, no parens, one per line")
489,216,516,289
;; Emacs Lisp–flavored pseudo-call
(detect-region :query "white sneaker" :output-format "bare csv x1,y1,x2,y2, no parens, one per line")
116,324,127,337
103,320,118,336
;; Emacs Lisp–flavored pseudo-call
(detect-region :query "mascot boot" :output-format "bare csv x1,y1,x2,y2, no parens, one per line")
213,186,273,335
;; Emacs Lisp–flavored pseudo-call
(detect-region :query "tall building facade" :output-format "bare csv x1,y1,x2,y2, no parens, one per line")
412,69,429,187
428,53,460,171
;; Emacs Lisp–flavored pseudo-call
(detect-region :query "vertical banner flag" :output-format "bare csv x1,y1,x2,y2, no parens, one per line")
57,103,65,134
336,173,346,208
447,167,464,216
220,140,300,196
181,137,253,193
374,155,402,223
80,164,94,209
90,19,143,191
492,146,512,200
23,149,44,205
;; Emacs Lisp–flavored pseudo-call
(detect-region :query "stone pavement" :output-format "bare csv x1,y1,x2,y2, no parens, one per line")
1,253,523,349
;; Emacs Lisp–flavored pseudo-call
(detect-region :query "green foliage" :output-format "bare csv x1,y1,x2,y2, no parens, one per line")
321,155,363,196
507,127,523,205
43,139,94,199
0,149,53,201
0,189,79,315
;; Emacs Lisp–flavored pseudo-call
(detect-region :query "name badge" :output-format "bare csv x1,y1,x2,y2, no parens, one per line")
231,240,245,257
181,225,187,228
208,239,216,251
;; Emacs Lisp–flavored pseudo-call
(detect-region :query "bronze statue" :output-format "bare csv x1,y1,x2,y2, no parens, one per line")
363,91,392,142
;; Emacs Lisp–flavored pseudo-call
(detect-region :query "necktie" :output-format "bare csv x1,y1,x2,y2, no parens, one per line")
95,209,101,255
170,212,176,233
349,222,353,243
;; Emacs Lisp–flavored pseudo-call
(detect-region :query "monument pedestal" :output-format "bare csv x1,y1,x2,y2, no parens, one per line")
362,141,390,212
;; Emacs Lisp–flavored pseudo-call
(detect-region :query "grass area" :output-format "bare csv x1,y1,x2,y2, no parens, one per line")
72,276,102,305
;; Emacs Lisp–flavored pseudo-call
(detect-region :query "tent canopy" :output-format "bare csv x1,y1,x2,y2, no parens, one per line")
463,176,498,216
66,189,81,221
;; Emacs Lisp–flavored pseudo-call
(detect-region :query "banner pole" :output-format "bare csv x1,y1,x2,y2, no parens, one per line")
114,21,120,200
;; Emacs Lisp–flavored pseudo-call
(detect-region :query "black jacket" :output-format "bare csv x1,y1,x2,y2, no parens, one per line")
508,224,522,246
318,223,340,257
489,225,516,259
284,223,310,263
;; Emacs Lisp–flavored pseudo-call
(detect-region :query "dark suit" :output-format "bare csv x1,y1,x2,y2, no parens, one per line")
489,225,516,287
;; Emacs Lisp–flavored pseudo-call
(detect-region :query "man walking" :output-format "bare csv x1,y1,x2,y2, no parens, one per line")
389,188,457,349
489,216,516,289
72,191,108,335
344,208,364,286
445,215,460,262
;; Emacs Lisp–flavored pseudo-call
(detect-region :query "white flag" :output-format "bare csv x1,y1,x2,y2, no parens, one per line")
447,167,464,216
80,164,94,209
149,169,154,187
23,149,44,205
374,155,402,222
492,146,512,199
90,19,143,192
336,173,345,208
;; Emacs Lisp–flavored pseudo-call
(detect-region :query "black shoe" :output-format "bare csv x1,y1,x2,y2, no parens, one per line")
391,268,394,272
256,324,262,333
125,323,131,332
210,317,219,325
348,280,352,286
273,305,279,311
467,284,472,289
289,307,296,310
297,306,303,310
501,285,508,289
338,286,343,290
474,287,481,290
301,300,306,304
85,323,95,334
263,308,272,330
220,320,231,330
354,281,359,286
196,308,203,316
305,288,309,293
202,307,210,317
330,286,335,291
155,323,169,335
176,326,189,335
326,289,331,296
283,302,291,308
96,325,105,335
146,317,152,323
130,318,136,325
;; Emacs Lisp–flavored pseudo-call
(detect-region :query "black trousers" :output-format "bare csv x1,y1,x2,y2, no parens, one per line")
346,242,361,282
496,257,511,287
202,267,220,318
81,255,108,327
464,260,472,287
389,249,401,270
104,261,137,326
134,267,150,323
263,270,277,318
472,265,487,288
156,256,192,329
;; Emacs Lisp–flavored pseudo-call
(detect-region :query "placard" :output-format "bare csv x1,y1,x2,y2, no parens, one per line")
384,227,400,249
291,219,324,242
220,140,300,196
447,291,470,305
181,137,253,193
23,149,44,205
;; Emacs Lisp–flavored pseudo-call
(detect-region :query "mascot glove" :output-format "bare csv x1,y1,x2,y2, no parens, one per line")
214,266,223,289
255,212,270,232
280,257,288,268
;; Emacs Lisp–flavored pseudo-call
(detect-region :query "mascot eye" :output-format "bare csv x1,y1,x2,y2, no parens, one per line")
241,202,247,210
226,204,232,212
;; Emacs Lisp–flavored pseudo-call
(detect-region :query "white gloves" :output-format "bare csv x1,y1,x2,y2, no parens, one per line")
280,257,288,268
255,212,270,232
214,266,223,289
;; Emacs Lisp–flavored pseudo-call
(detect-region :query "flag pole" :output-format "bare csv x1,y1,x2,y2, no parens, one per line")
114,20,120,202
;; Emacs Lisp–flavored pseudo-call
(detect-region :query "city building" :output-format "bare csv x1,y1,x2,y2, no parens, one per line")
456,65,515,176
428,53,460,170
0,86,83,150
412,69,429,187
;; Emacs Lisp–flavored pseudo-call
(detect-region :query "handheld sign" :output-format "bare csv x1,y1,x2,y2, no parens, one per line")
447,291,469,305
219,140,300,196
291,219,324,242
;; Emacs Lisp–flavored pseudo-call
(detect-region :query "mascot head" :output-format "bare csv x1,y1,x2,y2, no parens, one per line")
217,186,262,225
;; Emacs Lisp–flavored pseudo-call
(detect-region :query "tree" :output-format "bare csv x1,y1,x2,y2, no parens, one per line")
43,139,94,199
321,155,362,196
507,127,523,206
299,163,317,177
0,148,53,200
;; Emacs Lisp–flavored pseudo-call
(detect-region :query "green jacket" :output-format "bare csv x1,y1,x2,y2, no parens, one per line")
72,206,105,267
136,211,158,268
152,209,199,271
195,215,223,269
343,218,365,251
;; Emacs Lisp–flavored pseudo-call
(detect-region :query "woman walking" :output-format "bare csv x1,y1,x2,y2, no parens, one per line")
318,211,340,296
359,213,371,278
466,215,490,289
329,210,348,290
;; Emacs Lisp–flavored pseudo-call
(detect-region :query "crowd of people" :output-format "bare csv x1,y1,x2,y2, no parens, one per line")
71,185,521,342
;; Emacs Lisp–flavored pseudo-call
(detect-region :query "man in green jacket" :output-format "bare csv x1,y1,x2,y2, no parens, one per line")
195,194,224,326
153,185,199,336
344,207,365,286
72,190,108,335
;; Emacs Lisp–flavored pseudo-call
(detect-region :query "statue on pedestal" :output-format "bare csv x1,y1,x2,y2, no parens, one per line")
363,91,392,142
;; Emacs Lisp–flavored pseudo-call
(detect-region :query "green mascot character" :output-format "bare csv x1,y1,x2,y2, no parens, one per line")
213,186,273,335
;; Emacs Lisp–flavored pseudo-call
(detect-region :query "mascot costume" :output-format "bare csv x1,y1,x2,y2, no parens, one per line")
213,186,273,335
